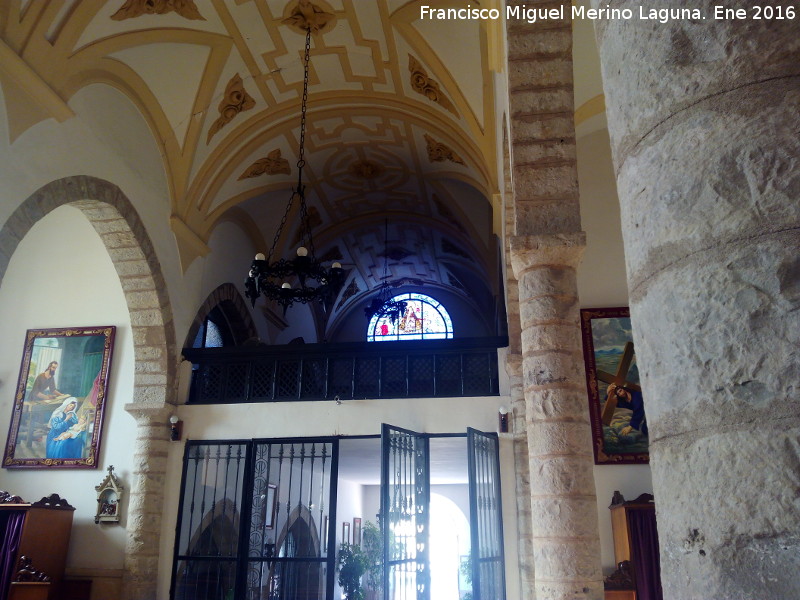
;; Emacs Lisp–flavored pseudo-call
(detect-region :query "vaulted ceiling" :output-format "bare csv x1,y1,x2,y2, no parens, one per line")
1,0,505,331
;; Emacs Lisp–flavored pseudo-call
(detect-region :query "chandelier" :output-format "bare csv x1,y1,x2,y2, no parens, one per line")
245,28,345,314
364,220,407,324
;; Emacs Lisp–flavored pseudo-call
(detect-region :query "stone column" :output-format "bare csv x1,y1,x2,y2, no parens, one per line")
506,2,603,598
507,354,536,599
123,404,172,600
592,3,800,597
510,236,602,600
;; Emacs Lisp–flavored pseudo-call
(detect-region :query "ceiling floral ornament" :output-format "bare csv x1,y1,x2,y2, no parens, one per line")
239,149,291,180
348,159,384,180
111,0,205,20
207,74,255,143
408,55,458,116
424,134,465,165
283,0,336,34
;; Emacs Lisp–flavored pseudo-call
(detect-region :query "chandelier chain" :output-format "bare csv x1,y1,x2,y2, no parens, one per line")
267,28,313,263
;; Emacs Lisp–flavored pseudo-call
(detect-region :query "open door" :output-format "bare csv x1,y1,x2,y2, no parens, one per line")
381,424,430,600
467,428,506,600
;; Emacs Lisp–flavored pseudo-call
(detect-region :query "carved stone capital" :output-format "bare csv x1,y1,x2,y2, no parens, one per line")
509,232,586,279
124,402,173,425
505,352,523,377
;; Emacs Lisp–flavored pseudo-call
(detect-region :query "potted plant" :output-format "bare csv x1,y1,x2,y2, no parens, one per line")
337,542,369,600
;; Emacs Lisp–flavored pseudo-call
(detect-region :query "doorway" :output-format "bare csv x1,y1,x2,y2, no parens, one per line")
171,430,504,600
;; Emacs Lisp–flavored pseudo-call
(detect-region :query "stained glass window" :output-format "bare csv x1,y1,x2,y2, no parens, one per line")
367,293,454,342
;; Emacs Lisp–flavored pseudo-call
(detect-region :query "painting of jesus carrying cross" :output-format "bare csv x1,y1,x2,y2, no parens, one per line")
580,307,649,464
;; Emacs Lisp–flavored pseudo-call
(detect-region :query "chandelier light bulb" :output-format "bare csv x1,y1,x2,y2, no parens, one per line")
296,246,308,257
281,282,292,289
255,253,265,261
332,262,342,269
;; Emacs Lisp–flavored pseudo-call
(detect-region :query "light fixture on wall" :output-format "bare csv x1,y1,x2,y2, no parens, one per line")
364,220,407,324
498,406,509,433
244,27,345,314
169,415,182,441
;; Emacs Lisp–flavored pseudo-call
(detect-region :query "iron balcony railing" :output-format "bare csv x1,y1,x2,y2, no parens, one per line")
183,337,506,404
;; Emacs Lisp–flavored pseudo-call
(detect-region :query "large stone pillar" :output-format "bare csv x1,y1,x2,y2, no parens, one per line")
510,236,602,600
592,3,800,597
123,404,172,600
506,2,603,598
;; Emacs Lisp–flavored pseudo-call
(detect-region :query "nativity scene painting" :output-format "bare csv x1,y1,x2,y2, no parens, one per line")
3,326,115,468
580,308,649,464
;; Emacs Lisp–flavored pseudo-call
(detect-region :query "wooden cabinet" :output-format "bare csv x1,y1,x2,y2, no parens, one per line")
0,492,75,600
605,492,662,600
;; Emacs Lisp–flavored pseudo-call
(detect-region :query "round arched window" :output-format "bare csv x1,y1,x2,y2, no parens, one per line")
366,293,454,342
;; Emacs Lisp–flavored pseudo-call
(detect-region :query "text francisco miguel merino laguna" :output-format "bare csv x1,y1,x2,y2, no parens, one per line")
420,4,708,24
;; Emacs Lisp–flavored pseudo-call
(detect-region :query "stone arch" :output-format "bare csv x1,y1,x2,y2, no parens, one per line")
184,282,258,349
0,174,177,600
0,175,178,396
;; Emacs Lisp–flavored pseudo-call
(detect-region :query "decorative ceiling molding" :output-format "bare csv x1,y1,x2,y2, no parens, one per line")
424,134,465,165
337,279,360,310
111,0,205,21
380,247,414,261
239,149,291,180
447,271,466,292
207,74,255,143
408,55,458,116
432,194,466,233
319,246,344,262
282,0,336,34
292,206,323,246
348,159,384,180
442,238,470,260
391,278,425,287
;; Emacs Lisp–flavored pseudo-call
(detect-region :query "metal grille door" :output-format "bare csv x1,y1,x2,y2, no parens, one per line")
467,428,506,600
381,424,430,600
245,440,337,600
172,443,248,600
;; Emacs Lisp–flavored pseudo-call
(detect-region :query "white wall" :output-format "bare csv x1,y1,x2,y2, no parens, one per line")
576,123,654,572
0,205,135,570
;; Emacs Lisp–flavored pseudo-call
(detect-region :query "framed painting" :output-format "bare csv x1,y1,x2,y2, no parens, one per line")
352,517,361,547
580,308,648,464
3,326,116,469
264,484,277,529
342,521,350,545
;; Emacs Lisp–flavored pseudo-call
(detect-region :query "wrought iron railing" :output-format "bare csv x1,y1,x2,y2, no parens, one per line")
183,337,505,404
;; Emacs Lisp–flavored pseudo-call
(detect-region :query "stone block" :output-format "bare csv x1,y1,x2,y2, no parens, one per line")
108,246,147,262
114,259,151,277
129,309,165,327
527,387,590,422
509,136,577,164
515,199,582,236
522,351,585,390
527,420,594,457
510,111,577,142
122,275,157,292
518,292,580,325
529,454,595,495
533,537,602,581
509,58,574,90
507,27,572,58
529,496,600,538
513,162,578,198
